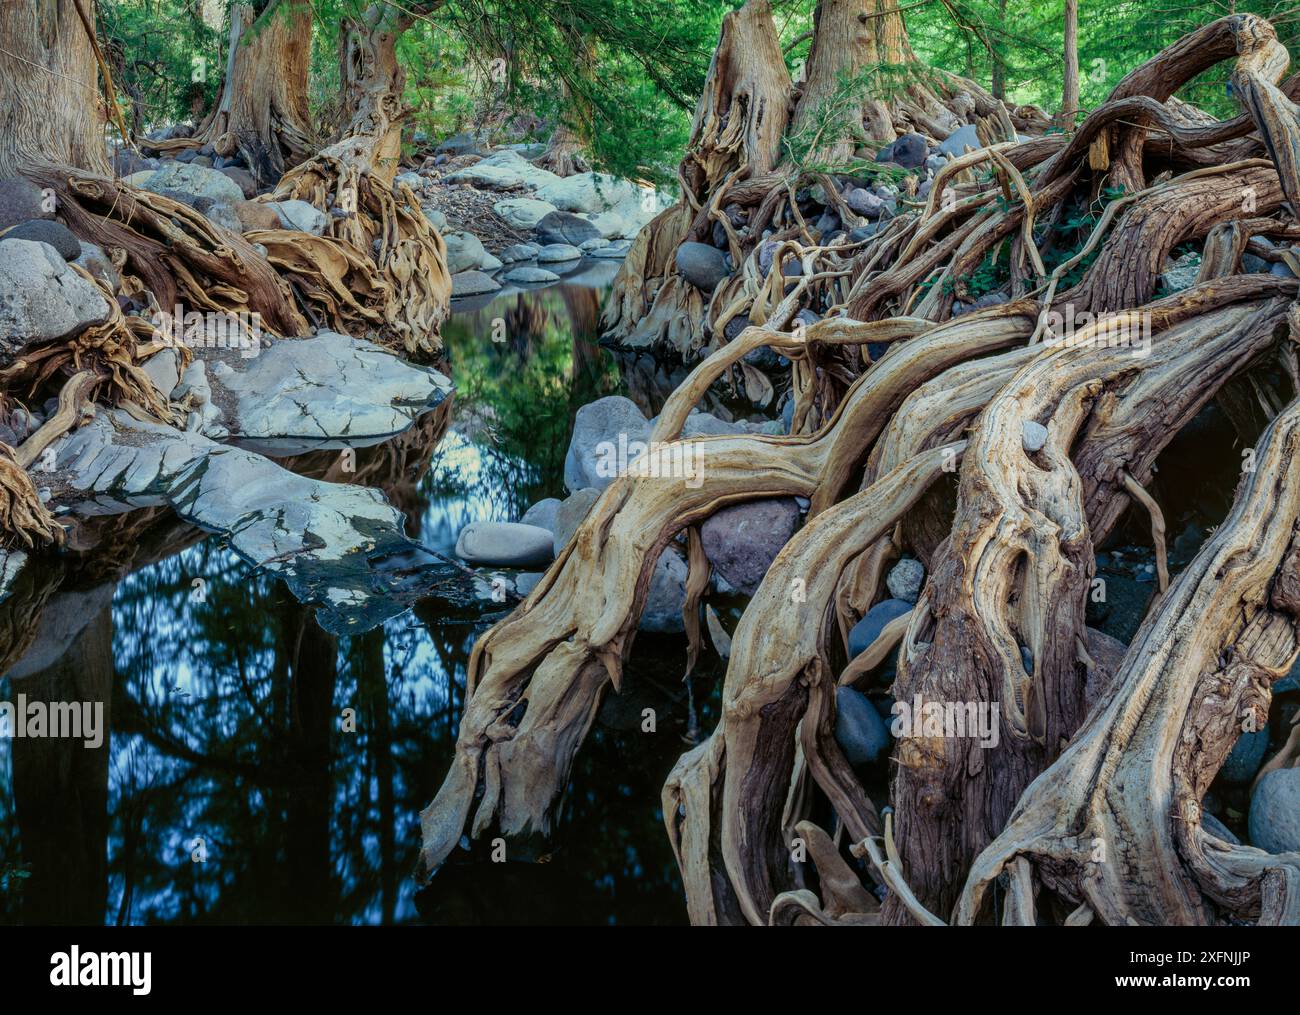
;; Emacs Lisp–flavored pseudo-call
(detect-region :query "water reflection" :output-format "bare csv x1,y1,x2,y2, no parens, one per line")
0,278,697,925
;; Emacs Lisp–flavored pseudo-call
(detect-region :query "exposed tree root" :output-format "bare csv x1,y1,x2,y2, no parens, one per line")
416,13,1300,927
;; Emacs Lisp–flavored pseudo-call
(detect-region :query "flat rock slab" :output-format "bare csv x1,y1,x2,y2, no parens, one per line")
45,409,474,634
209,330,452,443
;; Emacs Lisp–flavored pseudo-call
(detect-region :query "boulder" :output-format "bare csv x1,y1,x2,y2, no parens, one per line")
519,497,561,533
938,124,981,158
194,198,242,234
455,521,554,568
1248,768,1300,854
552,487,602,555
235,201,281,232
834,685,891,765
675,241,729,292
210,330,451,440
563,395,651,493
422,206,448,232
266,199,328,235
446,150,561,190
1219,728,1269,784
3,219,80,260
536,243,582,263
641,548,689,633
535,210,601,246
493,197,557,230
500,242,540,263
504,265,559,284
1201,812,1240,845
219,166,258,199
0,240,109,367
700,498,801,595
534,172,640,214
435,132,482,157
142,161,245,204
450,270,501,297
877,132,928,169
444,231,488,273
0,177,52,231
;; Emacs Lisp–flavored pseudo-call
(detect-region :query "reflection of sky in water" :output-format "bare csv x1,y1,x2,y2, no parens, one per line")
0,282,692,925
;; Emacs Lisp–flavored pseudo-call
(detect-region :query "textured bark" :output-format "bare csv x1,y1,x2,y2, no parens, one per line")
0,0,109,178
194,1,316,186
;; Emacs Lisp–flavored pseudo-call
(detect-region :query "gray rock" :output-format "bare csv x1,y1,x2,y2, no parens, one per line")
422,206,448,232
834,686,891,766
451,270,502,297
938,124,981,158
1201,811,1239,845
47,408,443,634
675,241,729,292
886,557,925,603
395,171,423,190
142,162,245,204
1271,255,1298,279
73,241,119,292
504,265,560,284
514,572,544,597
699,498,800,596
220,166,258,199
210,330,451,441
845,187,885,218
493,197,557,231
499,242,539,263
455,521,554,568
640,548,689,633
1248,768,1300,853
444,231,488,273
435,132,482,157
266,199,328,235
2,219,79,259
534,172,640,215
197,199,242,234
1022,420,1049,453
847,599,912,658
520,497,561,533
140,348,180,400
535,210,601,247
1160,251,1201,292
579,237,610,252
879,132,927,169
1220,728,1269,784
590,239,632,259
536,243,582,263
0,177,53,230
563,395,651,493
0,240,109,367
552,487,602,555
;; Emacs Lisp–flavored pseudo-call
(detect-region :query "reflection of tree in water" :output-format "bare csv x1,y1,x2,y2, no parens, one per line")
435,285,623,521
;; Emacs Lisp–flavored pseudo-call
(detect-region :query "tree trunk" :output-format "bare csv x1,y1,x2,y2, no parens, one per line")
1060,0,1081,127
0,0,109,178
196,1,316,186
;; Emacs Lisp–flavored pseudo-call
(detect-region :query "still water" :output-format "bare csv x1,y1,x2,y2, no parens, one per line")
0,274,706,925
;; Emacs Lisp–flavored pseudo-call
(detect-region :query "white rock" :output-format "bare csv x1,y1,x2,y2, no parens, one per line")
266,199,329,235
0,240,109,366
493,197,558,230
1022,420,1049,452
455,521,554,567
143,162,245,204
